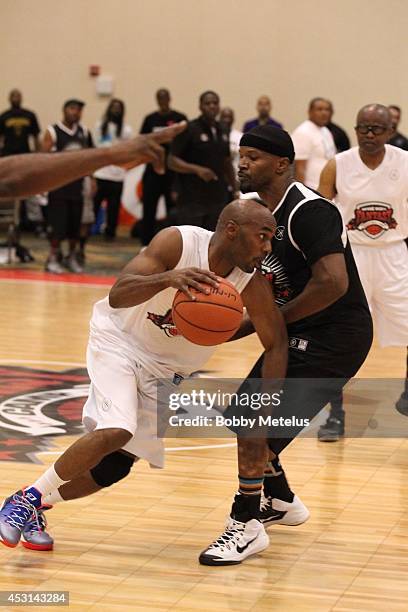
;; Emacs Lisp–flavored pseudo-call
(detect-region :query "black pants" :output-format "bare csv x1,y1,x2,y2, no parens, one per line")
93,179,123,238
141,170,174,245
229,321,373,456
47,196,83,241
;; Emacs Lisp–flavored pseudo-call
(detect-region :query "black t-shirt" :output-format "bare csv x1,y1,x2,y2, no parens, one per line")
47,122,93,200
327,121,350,153
261,182,371,336
170,116,231,208
140,109,187,177
0,107,40,155
389,131,408,151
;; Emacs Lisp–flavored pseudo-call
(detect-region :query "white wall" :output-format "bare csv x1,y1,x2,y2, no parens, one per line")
1,0,407,141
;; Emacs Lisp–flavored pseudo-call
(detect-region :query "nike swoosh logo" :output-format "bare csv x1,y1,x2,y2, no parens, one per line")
237,536,258,554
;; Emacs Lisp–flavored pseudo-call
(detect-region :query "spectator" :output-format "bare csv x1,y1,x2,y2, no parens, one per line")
168,90,235,230
292,97,336,189
0,89,40,156
220,107,242,177
139,89,187,245
93,99,133,240
41,99,93,274
388,105,408,150
242,96,282,133
0,89,42,232
327,100,350,152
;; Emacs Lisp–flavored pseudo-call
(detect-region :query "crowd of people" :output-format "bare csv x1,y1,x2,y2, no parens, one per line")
1,87,406,274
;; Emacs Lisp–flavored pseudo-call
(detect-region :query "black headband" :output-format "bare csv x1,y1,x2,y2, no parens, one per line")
240,125,295,162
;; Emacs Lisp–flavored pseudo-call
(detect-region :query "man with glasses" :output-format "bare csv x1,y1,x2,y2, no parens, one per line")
317,104,408,440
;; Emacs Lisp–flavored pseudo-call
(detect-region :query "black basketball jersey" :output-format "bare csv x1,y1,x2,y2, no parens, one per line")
261,182,371,335
47,122,92,199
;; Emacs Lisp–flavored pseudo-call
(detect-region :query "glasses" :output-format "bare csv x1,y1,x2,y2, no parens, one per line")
355,124,388,135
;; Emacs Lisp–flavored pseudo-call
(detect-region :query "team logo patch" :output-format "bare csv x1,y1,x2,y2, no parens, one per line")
147,309,181,337
0,366,89,463
289,337,309,351
274,226,285,241
347,201,398,238
261,252,292,306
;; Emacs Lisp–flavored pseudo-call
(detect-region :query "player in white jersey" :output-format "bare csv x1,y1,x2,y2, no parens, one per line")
318,104,408,440
0,199,288,563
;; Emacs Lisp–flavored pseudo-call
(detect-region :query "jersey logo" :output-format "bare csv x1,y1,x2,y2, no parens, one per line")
261,252,292,306
347,201,398,238
147,309,181,337
274,226,285,241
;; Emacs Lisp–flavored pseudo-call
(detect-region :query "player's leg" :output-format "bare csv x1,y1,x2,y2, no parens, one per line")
45,196,67,274
0,346,140,549
104,180,123,239
319,244,374,440
66,198,84,273
141,170,161,246
370,243,408,415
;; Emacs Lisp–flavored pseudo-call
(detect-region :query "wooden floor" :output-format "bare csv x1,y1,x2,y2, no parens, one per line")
0,276,407,612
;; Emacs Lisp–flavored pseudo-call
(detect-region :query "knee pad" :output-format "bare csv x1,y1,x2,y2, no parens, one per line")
90,450,135,487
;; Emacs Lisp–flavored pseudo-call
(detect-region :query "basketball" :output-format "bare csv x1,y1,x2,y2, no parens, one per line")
172,278,243,346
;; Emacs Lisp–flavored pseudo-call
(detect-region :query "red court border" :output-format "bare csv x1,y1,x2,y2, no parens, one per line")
0,269,114,285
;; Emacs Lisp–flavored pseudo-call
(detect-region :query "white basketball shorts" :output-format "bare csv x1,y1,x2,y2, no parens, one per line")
351,241,408,347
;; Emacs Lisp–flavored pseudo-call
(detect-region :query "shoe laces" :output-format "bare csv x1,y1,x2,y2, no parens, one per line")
207,519,246,552
25,509,47,534
2,492,38,531
260,495,272,513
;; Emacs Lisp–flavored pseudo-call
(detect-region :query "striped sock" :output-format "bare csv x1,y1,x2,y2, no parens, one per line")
263,458,294,502
238,475,264,496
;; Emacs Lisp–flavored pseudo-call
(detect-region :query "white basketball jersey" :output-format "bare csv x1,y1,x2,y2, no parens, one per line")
335,145,408,246
89,226,254,378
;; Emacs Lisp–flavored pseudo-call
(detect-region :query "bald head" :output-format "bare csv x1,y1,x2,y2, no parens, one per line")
217,199,275,231
357,104,392,126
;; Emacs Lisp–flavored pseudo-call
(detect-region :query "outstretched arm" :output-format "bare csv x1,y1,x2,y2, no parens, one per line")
0,122,186,200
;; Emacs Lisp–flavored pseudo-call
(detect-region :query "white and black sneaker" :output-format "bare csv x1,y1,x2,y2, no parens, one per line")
199,518,269,566
259,495,310,527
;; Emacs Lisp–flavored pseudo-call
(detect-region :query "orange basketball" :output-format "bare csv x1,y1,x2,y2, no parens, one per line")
172,278,243,346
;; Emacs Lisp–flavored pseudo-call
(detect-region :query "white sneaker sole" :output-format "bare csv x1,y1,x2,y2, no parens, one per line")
199,531,269,566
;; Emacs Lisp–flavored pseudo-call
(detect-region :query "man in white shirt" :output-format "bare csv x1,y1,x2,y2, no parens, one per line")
220,107,242,178
292,98,336,190
317,103,408,440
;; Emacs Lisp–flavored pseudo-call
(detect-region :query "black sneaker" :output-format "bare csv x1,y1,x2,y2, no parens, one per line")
318,415,345,442
396,392,408,417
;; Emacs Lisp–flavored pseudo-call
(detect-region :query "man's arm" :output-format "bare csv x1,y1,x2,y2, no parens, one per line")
108,227,219,308
0,122,186,200
318,158,337,199
241,272,288,380
280,253,348,324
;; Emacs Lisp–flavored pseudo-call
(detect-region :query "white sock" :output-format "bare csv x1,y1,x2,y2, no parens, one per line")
31,465,69,499
42,488,64,506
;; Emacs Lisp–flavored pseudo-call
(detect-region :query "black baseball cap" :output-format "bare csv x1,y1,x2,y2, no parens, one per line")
240,125,295,162
63,98,86,109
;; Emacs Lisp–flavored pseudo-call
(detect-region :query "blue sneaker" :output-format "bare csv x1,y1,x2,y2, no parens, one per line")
22,506,53,551
0,488,42,548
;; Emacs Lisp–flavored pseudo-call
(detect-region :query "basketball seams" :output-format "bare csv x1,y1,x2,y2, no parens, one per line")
173,307,239,333
173,299,243,315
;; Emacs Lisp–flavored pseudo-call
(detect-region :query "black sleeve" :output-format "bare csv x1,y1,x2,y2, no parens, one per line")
30,112,40,136
290,199,345,266
0,114,5,135
140,115,151,134
169,123,192,159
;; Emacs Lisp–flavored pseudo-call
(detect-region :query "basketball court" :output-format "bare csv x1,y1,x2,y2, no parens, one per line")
0,268,407,611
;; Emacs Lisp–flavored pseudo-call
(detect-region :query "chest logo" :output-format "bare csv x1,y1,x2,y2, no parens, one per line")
347,201,398,238
147,309,181,337
274,226,285,241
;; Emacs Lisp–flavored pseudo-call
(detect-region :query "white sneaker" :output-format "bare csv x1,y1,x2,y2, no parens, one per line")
260,495,310,527
66,255,83,274
199,518,269,566
45,259,64,274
